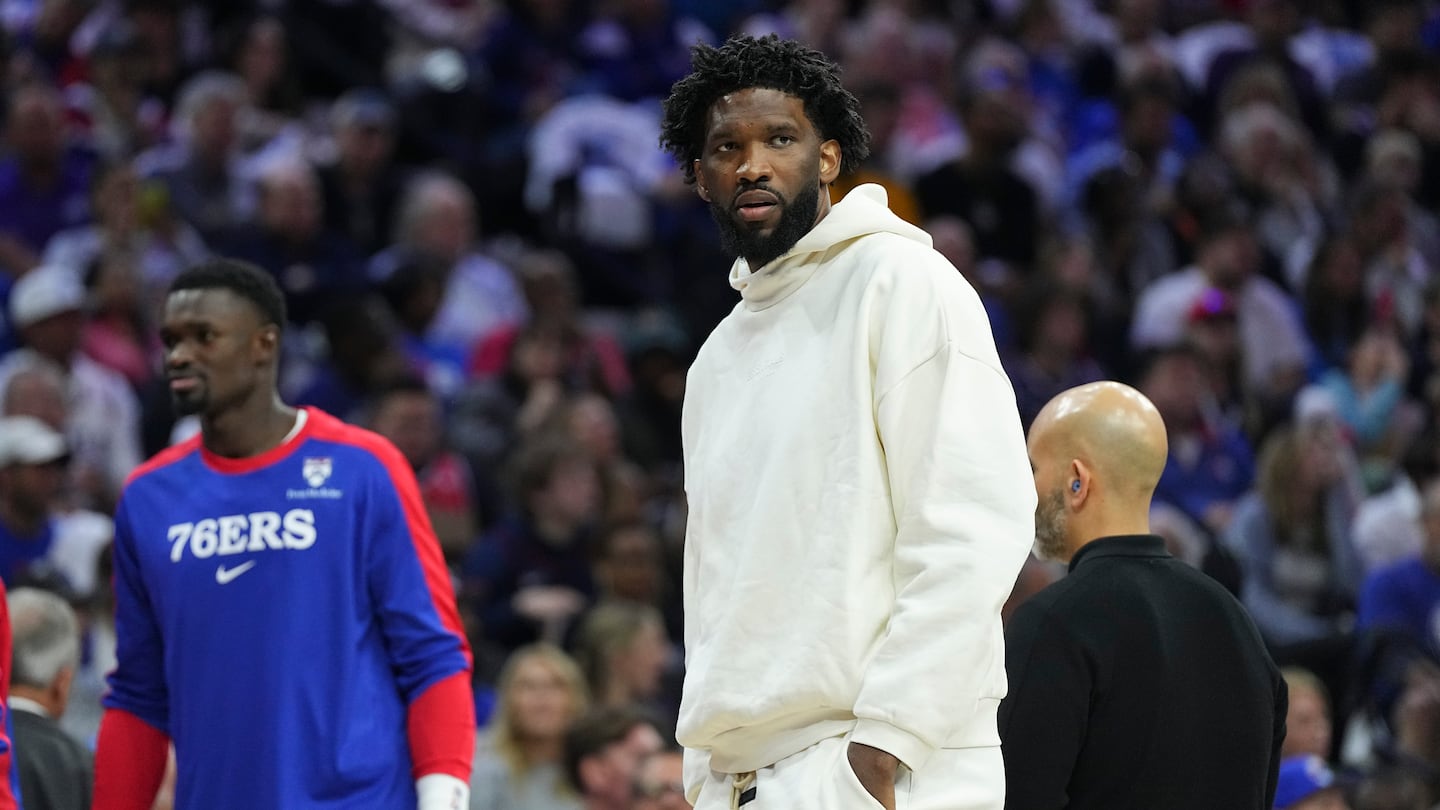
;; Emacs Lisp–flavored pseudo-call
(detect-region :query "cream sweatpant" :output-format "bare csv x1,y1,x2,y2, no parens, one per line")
690,733,1004,810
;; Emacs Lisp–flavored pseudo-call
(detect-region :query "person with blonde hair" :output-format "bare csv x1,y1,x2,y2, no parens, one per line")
572,601,671,713
471,644,590,810
1282,667,1334,760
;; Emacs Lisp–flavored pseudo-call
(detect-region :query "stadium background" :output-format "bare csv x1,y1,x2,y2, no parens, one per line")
1,0,1439,806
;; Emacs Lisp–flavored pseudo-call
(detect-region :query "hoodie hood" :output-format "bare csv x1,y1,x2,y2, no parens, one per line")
728,184,933,310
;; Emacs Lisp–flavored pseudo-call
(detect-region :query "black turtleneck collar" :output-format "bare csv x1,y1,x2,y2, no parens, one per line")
1068,534,1170,573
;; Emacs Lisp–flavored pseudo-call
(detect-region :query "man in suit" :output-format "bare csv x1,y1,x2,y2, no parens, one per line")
1000,381,1287,809
9,586,91,810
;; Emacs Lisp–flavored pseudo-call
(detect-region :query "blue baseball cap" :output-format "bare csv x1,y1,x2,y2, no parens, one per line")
1274,755,1341,809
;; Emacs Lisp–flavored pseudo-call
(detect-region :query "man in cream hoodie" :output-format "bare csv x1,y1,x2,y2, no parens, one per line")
659,35,1037,810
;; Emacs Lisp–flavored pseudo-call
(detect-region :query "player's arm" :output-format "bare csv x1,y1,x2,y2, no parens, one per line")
366,441,476,809
95,501,172,810
996,603,1089,810
851,262,1036,773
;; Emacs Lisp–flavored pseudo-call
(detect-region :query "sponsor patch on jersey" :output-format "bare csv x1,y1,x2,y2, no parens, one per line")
302,457,333,487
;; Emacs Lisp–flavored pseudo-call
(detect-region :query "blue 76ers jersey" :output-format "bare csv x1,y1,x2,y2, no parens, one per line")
104,408,469,809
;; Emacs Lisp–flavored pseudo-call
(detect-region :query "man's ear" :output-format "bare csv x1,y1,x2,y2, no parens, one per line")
694,160,710,202
819,140,841,185
255,324,280,365
1068,460,1093,508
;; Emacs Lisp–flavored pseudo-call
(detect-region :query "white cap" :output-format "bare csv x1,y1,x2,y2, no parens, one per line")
8,266,85,330
1294,384,1340,427
0,416,67,467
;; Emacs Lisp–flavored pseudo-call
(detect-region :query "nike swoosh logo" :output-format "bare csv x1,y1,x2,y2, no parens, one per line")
215,561,256,584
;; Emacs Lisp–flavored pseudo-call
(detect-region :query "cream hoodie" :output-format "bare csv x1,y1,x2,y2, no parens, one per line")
678,184,1036,798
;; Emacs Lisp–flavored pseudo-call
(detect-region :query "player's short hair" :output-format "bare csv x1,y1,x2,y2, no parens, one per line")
660,34,870,185
169,258,288,330
563,705,660,794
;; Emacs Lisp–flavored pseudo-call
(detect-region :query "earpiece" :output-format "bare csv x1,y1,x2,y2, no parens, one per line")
1071,480,1082,493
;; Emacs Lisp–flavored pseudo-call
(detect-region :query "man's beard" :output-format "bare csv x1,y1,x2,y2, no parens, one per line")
1033,488,1069,562
709,180,820,270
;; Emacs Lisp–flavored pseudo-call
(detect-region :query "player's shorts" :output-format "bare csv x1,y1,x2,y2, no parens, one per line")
690,731,1003,810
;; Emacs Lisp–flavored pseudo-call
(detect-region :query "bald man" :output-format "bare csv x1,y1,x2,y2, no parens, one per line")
999,382,1287,810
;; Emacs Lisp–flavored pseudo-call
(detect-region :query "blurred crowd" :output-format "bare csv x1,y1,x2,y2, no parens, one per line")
0,0,1439,808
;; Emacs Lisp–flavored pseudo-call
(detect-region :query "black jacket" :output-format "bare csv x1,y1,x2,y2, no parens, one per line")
13,706,92,810
999,535,1286,810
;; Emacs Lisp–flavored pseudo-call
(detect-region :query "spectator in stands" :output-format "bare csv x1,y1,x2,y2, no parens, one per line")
915,62,1041,272
1131,210,1310,413
1184,287,1249,427
0,416,112,598
1008,281,1106,429
614,312,687,474
1350,765,1431,810
8,586,91,810
470,644,588,810
1358,478,1440,664
367,378,479,564
73,20,164,161
219,158,365,327
6,0,88,84
462,431,599,653
1332,0,1433,167
373,250,470,402
78,251,160,390
558,393,645,526
1139,344,1255,533
1273,754,1351,810
0,265,142,507
468,249,628,398
572,601,671,716
827,78,922,225
42,159,209,318
1225,421,1363,648
318,88,409,255
1066,76,1187,229
563,706,662,810
1348,181,1433,340
136,71,253,243
633,746,686,810
451,324,574,481
591,522,675,633
0,82,94,276
223,15,304,153
2,366,66,434
1074,164,1162,333
1204,0,1327,139
1319,328,1415,479
126,0,190,104
471,0,585,140
1282,667,1335,760
377,172,527,359
1301,234,1370,371
1220,101,1335,283
291,294,411,423
573,0,711,104
1362,131,1437,256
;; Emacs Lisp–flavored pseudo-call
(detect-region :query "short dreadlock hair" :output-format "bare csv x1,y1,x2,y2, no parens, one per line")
660,34,870,185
